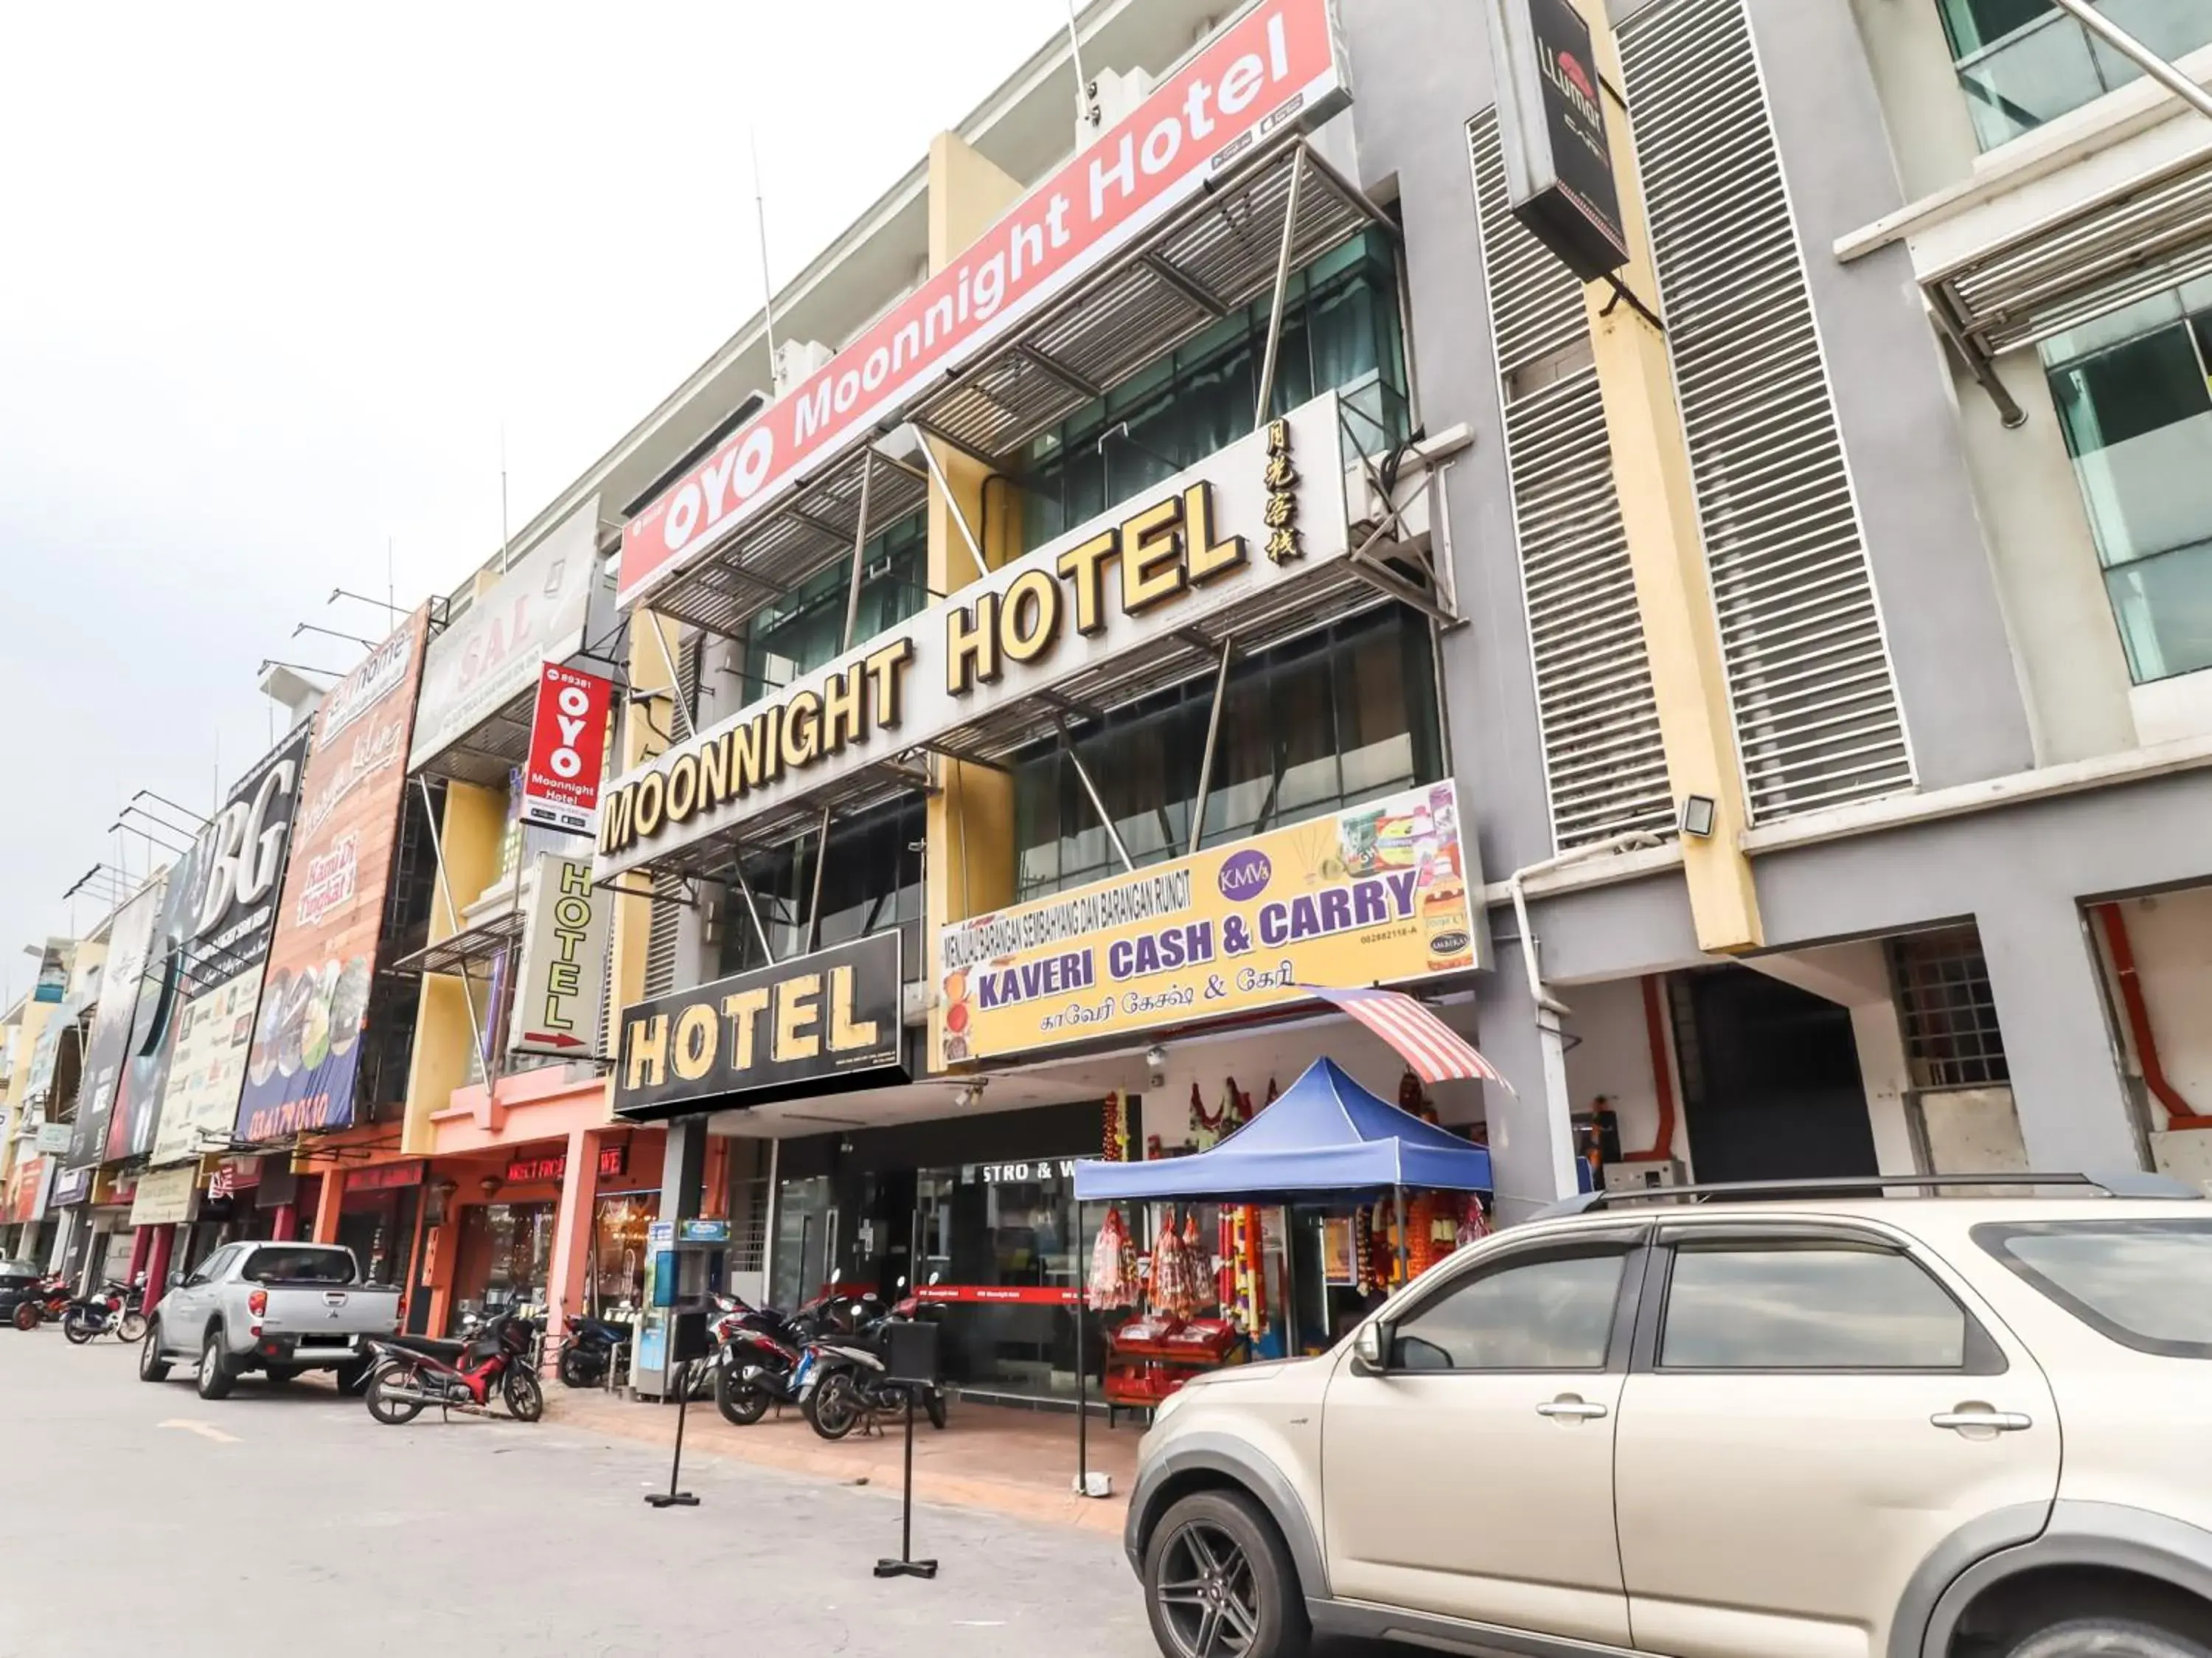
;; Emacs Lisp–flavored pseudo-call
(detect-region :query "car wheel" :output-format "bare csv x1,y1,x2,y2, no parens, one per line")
196,1328,236,1401
1144,1490,1309,1658
2009,1620,2212,1658
138,1323,171,1384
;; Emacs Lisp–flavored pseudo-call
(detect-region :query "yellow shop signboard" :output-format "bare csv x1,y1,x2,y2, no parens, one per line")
936,781,1477,1066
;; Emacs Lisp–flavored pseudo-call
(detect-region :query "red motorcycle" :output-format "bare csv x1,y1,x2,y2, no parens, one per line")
12,1276,77,1331
360,1311,545,1425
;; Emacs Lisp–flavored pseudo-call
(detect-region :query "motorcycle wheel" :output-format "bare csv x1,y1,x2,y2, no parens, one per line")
557,1346,600,1390
365,1366,425,1426
714,1362,770,1426
806,1373,861,1441
63,1312,95,1346
925,1387,948,1432
504,1365,546,1423
12,1300,40,1332
116,1311,148,1345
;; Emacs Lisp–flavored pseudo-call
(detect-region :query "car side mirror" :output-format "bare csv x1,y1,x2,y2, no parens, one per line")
1354,1321,1392,1376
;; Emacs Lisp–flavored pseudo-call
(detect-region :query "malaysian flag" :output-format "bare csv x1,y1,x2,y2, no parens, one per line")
1305,985,1515,1092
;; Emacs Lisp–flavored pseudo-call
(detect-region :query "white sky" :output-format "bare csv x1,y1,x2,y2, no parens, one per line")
0,1,1079,1003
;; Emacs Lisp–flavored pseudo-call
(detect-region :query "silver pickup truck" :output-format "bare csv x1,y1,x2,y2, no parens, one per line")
138,1241,400,1400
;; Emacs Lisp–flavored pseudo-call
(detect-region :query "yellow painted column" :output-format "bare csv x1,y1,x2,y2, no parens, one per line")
603,609,680,1083
924,133,1026,1070
399,778,509,1154
1576,0,1761,955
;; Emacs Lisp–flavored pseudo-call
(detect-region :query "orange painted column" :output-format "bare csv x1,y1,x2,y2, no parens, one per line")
547,1125,602,1345
312,1170,346,1244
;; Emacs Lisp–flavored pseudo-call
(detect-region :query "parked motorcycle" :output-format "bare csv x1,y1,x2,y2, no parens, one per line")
796,1278,949,1442
360,1311,545,1426
554,1308,632,1390
61,1280,146,1345
709,1288,874,1427
12,1276,76,1331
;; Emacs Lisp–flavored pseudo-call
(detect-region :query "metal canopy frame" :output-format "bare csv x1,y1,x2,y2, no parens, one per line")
1926,149,2212,429
411,683,539,787
908,137,1388,466
647,445,930,642
388,906,526,979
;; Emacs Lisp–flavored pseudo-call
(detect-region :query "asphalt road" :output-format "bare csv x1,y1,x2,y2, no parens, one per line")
0,1323,1166,1658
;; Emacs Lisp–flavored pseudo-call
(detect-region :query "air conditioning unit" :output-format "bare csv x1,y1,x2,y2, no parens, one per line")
1603,1158,1686,1193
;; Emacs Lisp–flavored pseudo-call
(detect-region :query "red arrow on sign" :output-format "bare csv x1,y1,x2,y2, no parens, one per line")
526,1033,588,1049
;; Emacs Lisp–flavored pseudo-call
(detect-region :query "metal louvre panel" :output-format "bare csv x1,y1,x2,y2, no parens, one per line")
1469,111,1674,852
1618,0,1913,822
641,871,684,1000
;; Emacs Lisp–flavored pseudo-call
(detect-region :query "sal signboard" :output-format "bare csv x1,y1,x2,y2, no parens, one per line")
937,780,1475,1065
234,611,430,1144
613,932,905,1121
618,0,1349,611
597,391,1348,884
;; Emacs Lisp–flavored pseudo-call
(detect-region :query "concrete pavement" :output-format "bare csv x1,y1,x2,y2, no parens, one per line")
0,1324,1158,1658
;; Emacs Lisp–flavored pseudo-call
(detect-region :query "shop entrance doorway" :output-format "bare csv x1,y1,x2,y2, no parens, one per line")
836,1170,918,1303
1673,965,1878,1184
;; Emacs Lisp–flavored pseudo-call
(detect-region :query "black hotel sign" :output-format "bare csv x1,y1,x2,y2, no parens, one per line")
613,932,905,1120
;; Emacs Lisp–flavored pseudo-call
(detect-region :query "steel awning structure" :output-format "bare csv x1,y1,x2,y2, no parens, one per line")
640,136,1388,645
908,139,1388,464
389,906,526,979
1926,150,2212,424
414,684,539,788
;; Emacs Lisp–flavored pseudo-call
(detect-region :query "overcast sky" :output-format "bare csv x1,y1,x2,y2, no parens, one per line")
0,1,1080,1005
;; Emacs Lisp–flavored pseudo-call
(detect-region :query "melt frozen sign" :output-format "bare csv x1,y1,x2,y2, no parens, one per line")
937,782,1475,1066
618,0,1348,611
519,664,613,836
234,611,431,1144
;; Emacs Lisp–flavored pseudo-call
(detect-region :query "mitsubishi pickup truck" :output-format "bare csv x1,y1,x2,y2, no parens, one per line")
137,1241,399,1400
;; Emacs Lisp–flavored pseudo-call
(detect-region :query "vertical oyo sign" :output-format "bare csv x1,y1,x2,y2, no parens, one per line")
1486,0,1629,282
234,611,430,1144
618,0,1349,611
519,663,613,836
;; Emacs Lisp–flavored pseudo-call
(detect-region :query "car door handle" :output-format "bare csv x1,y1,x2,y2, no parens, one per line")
1931,1409,2032,1432
1535,1398,1609,1421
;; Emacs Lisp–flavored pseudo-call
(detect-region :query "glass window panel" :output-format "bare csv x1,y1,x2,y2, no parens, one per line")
1938,0,2055,56
1978,1219,2212,1356
1391,1252,1624,1371
2049,327,2212,572
1955,13,2102,148
1660,1247,1967,1369
2091,0,2212,91
2105,542,2212,682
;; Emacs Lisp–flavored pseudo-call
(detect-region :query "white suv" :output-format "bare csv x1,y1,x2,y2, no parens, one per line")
1124,1174,2212,1658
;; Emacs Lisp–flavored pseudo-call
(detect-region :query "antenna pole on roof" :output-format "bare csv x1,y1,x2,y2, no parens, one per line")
751,127,779,376
1067,1,1095,128
499,424,511,566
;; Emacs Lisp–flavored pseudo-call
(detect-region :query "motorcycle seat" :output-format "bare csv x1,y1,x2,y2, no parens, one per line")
379,1334,468,1362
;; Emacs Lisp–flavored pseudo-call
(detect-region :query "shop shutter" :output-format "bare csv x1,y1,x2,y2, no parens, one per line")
1467,111,1674,853
1618,0,1913,821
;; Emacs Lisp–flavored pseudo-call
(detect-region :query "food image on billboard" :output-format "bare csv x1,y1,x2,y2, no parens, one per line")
149,968,263,1168
69,878,167,1169
234,611,429,1145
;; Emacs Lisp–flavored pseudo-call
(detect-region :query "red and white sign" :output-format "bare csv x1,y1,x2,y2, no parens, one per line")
521,663,614,836
619,0,1348,611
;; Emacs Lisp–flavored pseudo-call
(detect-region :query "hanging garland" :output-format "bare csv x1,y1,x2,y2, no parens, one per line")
1190,1080,1234,1149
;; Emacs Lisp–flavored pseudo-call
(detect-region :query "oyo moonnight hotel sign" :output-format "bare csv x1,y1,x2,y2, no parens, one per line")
594,391,1350,883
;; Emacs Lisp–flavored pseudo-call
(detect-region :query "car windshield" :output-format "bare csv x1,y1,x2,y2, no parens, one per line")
242,1247,357,1286
1975,1218,2212,1358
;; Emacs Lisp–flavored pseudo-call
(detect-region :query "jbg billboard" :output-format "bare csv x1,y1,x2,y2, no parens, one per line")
936,781,1475,1065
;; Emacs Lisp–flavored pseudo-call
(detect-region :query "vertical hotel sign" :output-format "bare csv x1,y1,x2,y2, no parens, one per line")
617,0,1350,612
234,611,430,1143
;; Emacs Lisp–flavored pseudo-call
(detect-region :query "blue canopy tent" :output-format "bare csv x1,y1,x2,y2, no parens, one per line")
1064,1058,1492,1492
1071,1057,1494,1205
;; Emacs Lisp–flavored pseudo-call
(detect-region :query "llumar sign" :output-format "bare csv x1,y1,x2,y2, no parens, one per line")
617,0,1349,612
596,391,1348,882
613,932,905,1120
